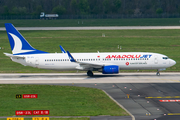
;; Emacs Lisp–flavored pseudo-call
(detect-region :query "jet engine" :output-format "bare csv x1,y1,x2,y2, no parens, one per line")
102,65,119,74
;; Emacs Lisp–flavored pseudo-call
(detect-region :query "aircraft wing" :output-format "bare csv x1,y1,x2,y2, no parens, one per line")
67,51,113,70
76,61,105,70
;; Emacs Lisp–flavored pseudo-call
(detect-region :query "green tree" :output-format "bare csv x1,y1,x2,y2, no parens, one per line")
3,6,9,15
112,0,121,13
12,7,27,15
71,0,78,14
178,5,180,13
33,5,43,15
156,8,163,14
78,0,90,14
103,0,110,14
114,0,121,9
52,6,66,15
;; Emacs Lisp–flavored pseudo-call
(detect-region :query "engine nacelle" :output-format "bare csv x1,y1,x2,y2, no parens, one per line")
102,65,119,74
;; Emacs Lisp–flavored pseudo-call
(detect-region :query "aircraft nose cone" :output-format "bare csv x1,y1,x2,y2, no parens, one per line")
170,59,176,66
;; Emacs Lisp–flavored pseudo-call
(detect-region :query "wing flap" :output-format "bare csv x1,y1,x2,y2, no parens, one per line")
75,62,103,70
78,62,116,70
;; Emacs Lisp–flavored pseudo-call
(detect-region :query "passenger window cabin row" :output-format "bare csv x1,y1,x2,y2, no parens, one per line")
44,58,149,62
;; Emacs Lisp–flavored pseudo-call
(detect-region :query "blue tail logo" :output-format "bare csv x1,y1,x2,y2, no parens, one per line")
5,23,48,55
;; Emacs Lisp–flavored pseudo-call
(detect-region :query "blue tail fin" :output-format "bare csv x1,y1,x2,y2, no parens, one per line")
5,23,48,55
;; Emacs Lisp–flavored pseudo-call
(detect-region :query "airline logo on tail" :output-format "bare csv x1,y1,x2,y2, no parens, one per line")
8,33,34,54
5,23,48,55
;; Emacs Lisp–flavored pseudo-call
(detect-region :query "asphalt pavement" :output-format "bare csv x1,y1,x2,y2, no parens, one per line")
53,83,180,120
1,73,180,120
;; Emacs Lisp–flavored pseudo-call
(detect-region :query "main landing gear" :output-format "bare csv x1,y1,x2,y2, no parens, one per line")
87,70,93,76
156,71,160,76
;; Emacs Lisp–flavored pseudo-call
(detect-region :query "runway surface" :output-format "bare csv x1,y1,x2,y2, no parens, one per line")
1,26,180,31
56,83,180,120
0,72,179,84
1,72,180,120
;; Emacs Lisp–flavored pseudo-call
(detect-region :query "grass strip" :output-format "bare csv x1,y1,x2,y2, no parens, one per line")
0,85,128,116
0,29,179,72
1,18,180,27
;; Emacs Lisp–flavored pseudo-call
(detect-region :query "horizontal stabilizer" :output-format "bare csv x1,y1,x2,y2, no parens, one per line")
4,53,25,58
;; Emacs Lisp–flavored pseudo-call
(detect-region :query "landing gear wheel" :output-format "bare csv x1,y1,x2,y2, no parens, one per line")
87,70,93,76
156,72,160,76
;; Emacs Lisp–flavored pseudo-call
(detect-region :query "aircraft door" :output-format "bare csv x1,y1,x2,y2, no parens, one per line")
154,56,158,64
35,57,39,65
98,56,103,63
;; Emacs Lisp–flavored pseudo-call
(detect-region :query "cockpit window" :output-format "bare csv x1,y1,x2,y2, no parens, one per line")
162,57,168,59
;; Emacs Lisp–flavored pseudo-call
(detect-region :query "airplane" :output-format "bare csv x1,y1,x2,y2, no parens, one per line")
4,23,176,76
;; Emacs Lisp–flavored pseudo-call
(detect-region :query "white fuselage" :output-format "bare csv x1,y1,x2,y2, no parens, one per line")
5,23,176,75
11,52,176,71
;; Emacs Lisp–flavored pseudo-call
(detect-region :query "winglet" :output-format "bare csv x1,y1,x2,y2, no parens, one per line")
59,45,66,53
67,51,76,62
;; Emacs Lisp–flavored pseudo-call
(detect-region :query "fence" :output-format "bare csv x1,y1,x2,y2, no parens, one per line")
0,14,180,20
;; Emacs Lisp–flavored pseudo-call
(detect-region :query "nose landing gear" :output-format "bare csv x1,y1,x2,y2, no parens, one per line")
156,71,160,76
